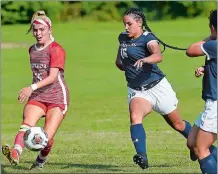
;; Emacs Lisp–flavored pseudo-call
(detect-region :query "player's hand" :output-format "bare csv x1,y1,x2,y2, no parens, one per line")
134,58,147,71
18,86,33,103
195,66,204,77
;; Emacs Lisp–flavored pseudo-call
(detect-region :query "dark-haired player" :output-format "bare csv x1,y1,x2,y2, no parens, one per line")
115,8,192,169
186,9,217,174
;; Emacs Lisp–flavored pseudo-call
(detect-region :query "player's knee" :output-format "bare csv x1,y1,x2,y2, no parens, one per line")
130,112,144,124
193,145,209,157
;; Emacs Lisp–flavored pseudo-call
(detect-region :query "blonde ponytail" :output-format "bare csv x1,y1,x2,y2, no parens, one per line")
26,10,51,34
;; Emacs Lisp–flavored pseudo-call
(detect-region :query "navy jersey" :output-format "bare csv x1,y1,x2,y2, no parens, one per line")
201,40,217,101
118,31,165,88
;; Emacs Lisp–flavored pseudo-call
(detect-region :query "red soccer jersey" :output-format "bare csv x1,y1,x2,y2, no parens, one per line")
28,41,69,106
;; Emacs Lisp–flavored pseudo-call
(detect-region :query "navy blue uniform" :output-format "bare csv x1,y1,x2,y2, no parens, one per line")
201,40,217,101
118,31,165,88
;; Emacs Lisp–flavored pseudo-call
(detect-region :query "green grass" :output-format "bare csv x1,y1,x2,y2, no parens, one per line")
1,18,209,173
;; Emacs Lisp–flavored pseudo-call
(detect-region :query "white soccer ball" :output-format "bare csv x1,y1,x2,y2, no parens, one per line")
24,127,48,151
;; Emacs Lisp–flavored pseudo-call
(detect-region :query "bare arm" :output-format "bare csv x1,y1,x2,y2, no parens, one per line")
115,47,124,71
35,68,59,88
18,68,59,103
134,41,162,69
186,36,212,57
145,41,163,64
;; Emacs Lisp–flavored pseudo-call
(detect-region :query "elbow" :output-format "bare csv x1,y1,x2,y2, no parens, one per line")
186,48,193,57
157,54,163,63
186,46,198,57
115,61,124,71
115,62,124,71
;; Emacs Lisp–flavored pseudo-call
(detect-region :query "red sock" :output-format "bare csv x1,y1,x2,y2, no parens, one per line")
14,131,25,148
37,139,54,162
14,122,31,155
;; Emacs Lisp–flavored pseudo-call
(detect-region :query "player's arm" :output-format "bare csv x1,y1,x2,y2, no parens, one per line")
145,41,163,63
18,68,60,103
134,41,162,69
115,47,124,71
186,36,212,57
18,46,64,103
32,46,65,90
34,68,59,89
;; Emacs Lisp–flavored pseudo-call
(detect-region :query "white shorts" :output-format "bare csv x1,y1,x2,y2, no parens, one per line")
194,99,217,134
127,77,178,115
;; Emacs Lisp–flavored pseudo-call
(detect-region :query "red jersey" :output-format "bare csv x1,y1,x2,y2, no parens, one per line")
28,41,69,106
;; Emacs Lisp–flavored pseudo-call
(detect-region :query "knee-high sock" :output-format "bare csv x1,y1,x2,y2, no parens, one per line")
36,139,54,164
130,124,146,155
178,120,191,139
199,153,217,174
14,122,31,155
209,145,217,162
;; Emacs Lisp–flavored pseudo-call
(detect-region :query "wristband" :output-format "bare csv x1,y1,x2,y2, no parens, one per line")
30,84,38,91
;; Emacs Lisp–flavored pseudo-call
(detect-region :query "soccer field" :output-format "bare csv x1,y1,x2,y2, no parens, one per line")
2,18,208,173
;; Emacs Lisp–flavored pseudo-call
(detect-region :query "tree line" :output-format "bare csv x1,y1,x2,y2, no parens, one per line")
1,1,217,24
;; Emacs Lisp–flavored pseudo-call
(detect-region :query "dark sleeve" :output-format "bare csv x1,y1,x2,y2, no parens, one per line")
201,41,217,60
118,33,123,44
143,33,159,49
146,33,159,43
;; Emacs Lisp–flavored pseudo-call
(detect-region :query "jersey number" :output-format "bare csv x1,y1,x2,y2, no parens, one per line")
34,72,43,81
121,48,128,59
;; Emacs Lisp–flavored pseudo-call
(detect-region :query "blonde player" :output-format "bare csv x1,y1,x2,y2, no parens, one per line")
2,11,69,170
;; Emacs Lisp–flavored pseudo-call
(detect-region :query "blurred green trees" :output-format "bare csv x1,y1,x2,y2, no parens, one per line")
1,1,217,24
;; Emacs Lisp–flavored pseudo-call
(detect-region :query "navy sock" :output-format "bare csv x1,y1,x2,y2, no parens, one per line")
198,153,217,174
130,124,146,155
178,120,191,139
209,145,217,162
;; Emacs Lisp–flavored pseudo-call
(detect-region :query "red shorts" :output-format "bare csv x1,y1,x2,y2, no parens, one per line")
26,100,67,116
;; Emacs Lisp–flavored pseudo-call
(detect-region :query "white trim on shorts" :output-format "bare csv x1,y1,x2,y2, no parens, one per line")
58,72,68,114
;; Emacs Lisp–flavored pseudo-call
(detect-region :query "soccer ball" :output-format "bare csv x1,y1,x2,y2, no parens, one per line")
24,127,48,151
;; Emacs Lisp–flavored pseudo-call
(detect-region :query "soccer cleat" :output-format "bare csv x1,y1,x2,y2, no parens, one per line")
2,144,19,165
190,150,197,161
133,153,148,169
30,161,44,171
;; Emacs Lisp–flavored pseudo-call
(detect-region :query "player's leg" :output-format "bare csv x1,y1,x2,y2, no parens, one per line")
147,78,192,138
2,101,45,165
163,108,191,139
187,125,199,161
189,100,218,162
128,87,153,169
187,123,217,162
194,129,217,173
31,106,65,169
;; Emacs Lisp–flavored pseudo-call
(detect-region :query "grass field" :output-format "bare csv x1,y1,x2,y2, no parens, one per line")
1,18,210,173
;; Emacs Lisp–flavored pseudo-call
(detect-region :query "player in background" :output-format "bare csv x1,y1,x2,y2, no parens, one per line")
115,8,193,169
2,10,70,170
186,9,217,174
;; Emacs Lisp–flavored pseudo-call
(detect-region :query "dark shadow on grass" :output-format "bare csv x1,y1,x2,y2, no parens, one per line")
149,164,177,168
2,164,30,172
2,162,180,173
25,161,121,172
